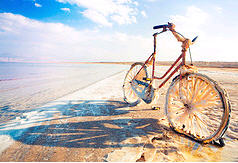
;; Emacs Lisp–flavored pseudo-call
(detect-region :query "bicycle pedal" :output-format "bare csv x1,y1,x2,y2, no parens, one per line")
143,77,152,81
152,107,160,110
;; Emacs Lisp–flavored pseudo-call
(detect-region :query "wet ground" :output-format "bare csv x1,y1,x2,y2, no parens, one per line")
0,66,237,161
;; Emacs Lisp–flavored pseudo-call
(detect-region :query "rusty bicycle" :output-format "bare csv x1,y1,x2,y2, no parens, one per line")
122,22,231,146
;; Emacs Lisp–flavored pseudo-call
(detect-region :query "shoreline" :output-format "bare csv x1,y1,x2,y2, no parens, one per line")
63,61,238,68
2,61,238,68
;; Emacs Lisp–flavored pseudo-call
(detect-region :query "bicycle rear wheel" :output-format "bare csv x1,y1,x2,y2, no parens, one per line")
165,73,230,143
123,62,149,105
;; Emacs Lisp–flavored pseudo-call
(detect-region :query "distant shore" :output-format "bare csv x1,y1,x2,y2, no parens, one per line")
64,61,238,68
1,61,238,68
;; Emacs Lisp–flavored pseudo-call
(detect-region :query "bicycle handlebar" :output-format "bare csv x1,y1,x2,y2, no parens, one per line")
153,24,168,29
153,22,187,40
153,22,196,50
153,22,172,30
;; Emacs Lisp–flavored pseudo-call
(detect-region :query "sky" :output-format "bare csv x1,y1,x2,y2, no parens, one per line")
0,0,238,62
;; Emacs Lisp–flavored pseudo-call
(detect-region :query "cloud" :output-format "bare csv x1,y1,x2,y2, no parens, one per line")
153,6,211,61
0,13,151,62
168,6,238,62
82,9,112,27
214,6,223,14
34,3,42,7
61,8,71,12
169,6,209,35
56,0,139,26
141,10,147,18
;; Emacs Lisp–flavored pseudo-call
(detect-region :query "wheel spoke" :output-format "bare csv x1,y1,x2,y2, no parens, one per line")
127,73,134,81
186,79,193,101
123,63,149,104
193,100,221,112
193,114,204,138
174,110,189,126
193,113,208,128
193,83,209,101
169,108,185,117
193,112,212,137
126,88,136,99
191,116,197,136
180,82,189,102
182,115,190,133
193,77,200,97
168,101,184,108
166,73,229,142
194,87,212,103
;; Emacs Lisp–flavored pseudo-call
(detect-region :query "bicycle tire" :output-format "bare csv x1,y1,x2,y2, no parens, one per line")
123,62,148,105
165,73,231,143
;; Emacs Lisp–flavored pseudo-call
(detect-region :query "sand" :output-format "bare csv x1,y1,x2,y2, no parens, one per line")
0,66,238,161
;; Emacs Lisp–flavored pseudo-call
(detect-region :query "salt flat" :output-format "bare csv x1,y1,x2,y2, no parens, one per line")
0,66,238,161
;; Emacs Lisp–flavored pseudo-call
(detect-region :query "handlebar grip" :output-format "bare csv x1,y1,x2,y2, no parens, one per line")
153,22,173,30
153,24,168,29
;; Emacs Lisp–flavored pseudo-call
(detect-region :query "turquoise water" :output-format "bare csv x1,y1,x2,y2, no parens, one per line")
0,62,129,122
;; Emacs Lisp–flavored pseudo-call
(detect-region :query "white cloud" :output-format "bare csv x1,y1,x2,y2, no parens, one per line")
82,9,112,27
34,3,42,7
56,0,139,26
170,6,209,35
0,13,151,62
159,6,211,61
61,8,71,12
141,10,147,18
214,6,223,14
167,6,238,62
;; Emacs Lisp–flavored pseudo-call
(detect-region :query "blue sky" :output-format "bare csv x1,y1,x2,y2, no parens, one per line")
0,0,237,62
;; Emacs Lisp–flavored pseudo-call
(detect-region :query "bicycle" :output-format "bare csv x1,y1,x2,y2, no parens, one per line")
122,22,231,146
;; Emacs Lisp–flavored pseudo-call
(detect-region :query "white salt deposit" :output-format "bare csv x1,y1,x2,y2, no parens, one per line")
0,135,14,154
0,71,127,152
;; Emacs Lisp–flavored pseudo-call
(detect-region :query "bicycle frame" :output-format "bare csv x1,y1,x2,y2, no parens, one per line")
133,29,190,89
126,24,231,147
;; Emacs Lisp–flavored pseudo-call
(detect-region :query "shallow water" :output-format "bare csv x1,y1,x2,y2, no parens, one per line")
0,62,129,123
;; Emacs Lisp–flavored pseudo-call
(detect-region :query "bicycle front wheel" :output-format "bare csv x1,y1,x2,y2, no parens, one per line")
165,73,230,143
123,62,148,105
